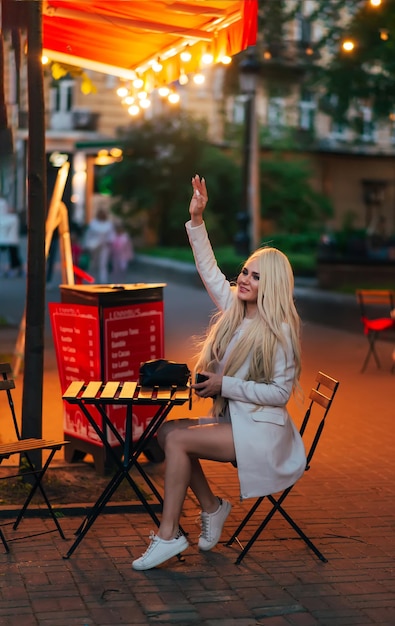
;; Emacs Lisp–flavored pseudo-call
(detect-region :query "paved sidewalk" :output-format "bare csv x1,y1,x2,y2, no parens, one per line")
0,268,394,625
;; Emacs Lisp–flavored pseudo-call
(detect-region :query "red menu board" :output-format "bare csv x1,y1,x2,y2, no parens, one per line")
49,300,165,447
49,302,102,444
103,301,164,442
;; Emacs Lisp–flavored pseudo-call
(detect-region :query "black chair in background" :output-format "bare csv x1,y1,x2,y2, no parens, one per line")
226,371,340,565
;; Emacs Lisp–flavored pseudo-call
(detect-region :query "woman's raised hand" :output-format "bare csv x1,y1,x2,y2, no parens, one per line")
189,174,208,225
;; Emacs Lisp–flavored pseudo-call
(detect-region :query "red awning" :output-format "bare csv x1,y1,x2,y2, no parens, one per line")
42,0,257,80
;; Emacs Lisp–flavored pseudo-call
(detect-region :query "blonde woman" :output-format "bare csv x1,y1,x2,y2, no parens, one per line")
132,175,306,570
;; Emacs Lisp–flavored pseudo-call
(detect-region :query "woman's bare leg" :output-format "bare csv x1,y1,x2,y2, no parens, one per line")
157,423,235,540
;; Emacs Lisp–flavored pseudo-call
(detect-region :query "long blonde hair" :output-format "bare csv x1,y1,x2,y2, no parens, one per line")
195,247,302,414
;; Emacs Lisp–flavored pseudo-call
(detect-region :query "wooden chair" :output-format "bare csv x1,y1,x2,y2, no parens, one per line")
226,371,339,564
356,290,395,373
0,363,69,552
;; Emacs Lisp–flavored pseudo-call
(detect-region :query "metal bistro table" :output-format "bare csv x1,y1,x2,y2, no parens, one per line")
62,380,191,559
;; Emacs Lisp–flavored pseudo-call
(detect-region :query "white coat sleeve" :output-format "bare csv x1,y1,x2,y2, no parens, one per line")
185,220,234,311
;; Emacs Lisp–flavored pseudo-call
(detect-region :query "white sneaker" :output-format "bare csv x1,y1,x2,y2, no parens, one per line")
198,498,231,551
132,530,189,570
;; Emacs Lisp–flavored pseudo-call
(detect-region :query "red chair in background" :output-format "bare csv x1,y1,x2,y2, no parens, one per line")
356,289,395,373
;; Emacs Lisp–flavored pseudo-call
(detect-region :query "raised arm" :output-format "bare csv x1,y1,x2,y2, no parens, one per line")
189,174,208,226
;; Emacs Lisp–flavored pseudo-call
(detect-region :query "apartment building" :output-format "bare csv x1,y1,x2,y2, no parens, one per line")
2,0,395,236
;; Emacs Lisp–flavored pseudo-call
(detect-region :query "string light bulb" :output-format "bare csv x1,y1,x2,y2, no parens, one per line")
380,29,389,40
342,39,355,52
133,76,144,89
179,70,189,85
220,55,232,65
152,57,163,72
140,98,151,109
128,104,140,116
202,51,214,65
158,85,170,97
180,45,192,63
117,86,129,98
193,73,205,85
168,91,180,104
370,0,381,6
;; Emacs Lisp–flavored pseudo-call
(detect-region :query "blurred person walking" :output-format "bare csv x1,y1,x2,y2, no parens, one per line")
0,198,23,277
83,207,115,283
111,221,134,282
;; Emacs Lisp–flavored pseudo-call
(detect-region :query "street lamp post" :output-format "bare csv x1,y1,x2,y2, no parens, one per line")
235,47,261,257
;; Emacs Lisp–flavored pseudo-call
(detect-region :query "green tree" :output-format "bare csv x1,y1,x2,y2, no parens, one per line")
260,152,333,233
100,113,241,246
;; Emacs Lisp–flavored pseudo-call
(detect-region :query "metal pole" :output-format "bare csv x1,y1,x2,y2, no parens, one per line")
235,95,252,257
21,0,46,470
248,89,261,252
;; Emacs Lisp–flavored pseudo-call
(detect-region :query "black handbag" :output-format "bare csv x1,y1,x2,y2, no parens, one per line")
139,359,190,387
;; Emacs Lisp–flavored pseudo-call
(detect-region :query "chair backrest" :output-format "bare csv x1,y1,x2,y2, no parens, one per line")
356,289,395,320
299,371,339,470
0,362,22,440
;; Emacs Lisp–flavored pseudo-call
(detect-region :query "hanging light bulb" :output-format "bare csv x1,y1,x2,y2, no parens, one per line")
380,29,389,41
202,50,214,65
137,91,148,100
152,57,163,72
123,95,135,105
179,70,189,85
168,91,180,104
158,85,170,97
128,104,140,116
370,0,381,6
133,76,144,89
41,55,49,65
180,45,192,63
193,73,205,85
117,86,129,98
220,55,232,65
140,98,151,109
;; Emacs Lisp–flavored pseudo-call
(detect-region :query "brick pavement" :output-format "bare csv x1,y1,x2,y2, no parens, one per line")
0,272,394,625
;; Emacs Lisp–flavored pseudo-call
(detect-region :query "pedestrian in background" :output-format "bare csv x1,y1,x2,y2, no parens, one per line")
83,207,115,283
0,198,23,277
111,221,134,282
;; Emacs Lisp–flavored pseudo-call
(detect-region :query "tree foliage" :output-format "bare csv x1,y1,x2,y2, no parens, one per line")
260,153,333,233
311,0,395,122
99,113,241,246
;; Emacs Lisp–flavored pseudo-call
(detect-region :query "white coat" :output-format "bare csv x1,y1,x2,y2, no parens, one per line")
186,221,306,500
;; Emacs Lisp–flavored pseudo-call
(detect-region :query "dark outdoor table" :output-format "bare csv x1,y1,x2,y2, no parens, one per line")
62,380,191,558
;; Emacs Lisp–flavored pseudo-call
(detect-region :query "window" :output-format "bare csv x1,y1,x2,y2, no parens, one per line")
267,97,286,132
299,90,316,131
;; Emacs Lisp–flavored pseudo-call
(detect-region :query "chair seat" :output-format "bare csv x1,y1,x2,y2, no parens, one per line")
362,316,395,333
0,439,68,461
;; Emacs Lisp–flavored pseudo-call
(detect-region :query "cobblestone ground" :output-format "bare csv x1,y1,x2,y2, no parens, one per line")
0,269,394,625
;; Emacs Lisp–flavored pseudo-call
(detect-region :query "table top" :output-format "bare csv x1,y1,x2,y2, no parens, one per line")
63,380,191,406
